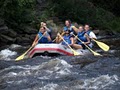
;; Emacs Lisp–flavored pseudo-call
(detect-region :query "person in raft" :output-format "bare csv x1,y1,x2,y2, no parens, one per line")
41,22,52,37
72,25,90,49
63,19,78,34
55,19,78,43
56,29,74,46
84,24,97,48
32,27,52,46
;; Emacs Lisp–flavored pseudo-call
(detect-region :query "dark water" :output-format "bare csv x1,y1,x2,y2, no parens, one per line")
0,37,120,90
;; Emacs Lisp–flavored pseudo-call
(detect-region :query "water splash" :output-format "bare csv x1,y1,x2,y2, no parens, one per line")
40,55,52,59
0,48,17,60
74,75,119,90
39,83,59,90
0,56,120,90
9,44,22,49
1,58,73,78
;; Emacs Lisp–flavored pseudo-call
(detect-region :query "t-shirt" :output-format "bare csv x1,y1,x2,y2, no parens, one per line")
38,32,50,38
89,31,97,39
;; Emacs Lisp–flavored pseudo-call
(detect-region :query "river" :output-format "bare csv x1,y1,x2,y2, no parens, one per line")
0,36,120,90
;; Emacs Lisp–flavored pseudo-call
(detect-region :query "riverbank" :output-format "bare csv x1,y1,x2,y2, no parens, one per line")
0,18,119,47
1,0,120,47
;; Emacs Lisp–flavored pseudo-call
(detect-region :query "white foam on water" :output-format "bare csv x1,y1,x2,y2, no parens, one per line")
0,48,17,60
39,83,58,90
56,68,71,75
10,44,22,49
74,75,119,90
38,76,50,79
0,59,62,77
60,59,72,68
56,59,73,76
1,58,74,86
0,65,31,78
108,50,116,53
6,72,17,77
40,55,52,59
45,59,73,76
95,49,117,54
33,58,73,79
7,79,27,85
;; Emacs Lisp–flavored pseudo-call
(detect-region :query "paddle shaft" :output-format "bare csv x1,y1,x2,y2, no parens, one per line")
25,31,47,55
52,32,65,42
58,33,80,55
73,34,101,56
15,31,47,61
58,34,72,49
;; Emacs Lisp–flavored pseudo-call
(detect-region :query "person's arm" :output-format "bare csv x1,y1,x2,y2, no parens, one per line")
47,36,52,42
45,32,51,42
71,26,79,33
56,31,65,43
56,33,63,43
89,31,97,39
44,26,51,32
74,35,78,43
32,34,39,46
71,37,74,45
84,34,90,44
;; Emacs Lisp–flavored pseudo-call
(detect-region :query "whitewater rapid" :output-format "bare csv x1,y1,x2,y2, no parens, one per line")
0,43,120,90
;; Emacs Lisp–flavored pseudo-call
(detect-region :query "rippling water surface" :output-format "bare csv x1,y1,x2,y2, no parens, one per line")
0,37,120,90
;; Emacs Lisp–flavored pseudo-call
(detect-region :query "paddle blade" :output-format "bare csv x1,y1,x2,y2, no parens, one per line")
93,51,102,56
15,53,25,61
72,50,80,56
87,46,102,56
94,40,110,51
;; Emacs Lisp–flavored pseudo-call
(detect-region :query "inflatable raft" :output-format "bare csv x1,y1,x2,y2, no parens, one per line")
28,44,90,58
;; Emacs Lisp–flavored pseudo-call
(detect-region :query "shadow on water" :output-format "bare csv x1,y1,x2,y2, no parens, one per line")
0,37,120,90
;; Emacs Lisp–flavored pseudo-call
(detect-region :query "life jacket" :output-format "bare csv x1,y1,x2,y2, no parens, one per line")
85,30,94,48
77,31,87,44
62,35,72,45
63,25,74,32
38,32,48,43
86,30,91,36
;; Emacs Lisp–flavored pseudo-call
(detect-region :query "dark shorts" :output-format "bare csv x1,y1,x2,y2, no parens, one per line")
77,42,86,49
81,44,86,49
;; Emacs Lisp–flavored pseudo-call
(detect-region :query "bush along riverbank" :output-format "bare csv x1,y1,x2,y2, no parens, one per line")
0,0,120,47
0,19,60,47
0,18,118,47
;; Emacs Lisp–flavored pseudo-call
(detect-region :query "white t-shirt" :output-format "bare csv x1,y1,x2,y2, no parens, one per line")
88,31,97,48
89,31,97,39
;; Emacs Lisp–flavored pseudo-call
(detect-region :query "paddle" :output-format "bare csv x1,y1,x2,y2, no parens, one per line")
52,32,65,42
58,33,80,56
92,39,110,51
72,34,101,56
15,32,47,61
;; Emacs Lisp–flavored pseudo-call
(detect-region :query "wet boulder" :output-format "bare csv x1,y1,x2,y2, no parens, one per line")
16,36,32,45
22,26,38,34
0,26,8,34
0,19,16,46
7,29,17,38
0,34,16,43
0,19,4,26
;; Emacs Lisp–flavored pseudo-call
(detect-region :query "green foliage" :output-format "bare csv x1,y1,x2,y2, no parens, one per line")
38,10,51,22
108,18,120,32
0,0,36,29
47,0,120,32
88,0,120,16
0,0,120,32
